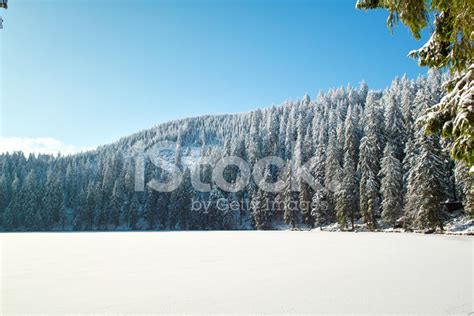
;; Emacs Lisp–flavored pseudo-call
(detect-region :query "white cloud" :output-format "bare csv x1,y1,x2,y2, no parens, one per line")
0,137,95,156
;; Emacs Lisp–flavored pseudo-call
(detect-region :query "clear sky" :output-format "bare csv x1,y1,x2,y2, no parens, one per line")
0,0,429,153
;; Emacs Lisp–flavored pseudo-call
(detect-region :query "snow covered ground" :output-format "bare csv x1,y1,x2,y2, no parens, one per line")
1,231,472,315
314,215,474,236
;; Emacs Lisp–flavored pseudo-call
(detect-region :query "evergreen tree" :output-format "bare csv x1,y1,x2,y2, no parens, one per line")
384,92,404,160
311,187,331,229
109,180,123,228
0,174,11,226
43,170,65,229
358,93,384,230
400,75,415,147
144,185,158,230
281,165,298,229
128,194,140,230
23,170,41,230
207,185,224,230
84,182,97,230
379,144,403,227
404,130,447,230
251,168,273,230
324,112,342,194
335,151,357,230
176,168,194,230
454,162,474,217
251,188,269,230
357,0,474,168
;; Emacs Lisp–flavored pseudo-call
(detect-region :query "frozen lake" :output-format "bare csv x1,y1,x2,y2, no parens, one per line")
1,231,472,314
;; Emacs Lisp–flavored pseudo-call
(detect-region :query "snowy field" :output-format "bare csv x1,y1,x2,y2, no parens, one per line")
1,231,472,315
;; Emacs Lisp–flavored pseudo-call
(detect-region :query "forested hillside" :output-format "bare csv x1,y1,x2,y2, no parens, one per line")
1,70,472,232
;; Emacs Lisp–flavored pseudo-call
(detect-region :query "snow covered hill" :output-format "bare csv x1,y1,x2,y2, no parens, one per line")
0,70,472,232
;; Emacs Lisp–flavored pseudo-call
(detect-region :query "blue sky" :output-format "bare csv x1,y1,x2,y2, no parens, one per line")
0,0,429,153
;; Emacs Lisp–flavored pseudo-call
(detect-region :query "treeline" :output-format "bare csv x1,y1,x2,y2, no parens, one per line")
0,70,472,232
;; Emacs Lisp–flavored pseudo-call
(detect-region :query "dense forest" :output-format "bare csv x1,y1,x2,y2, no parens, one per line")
1,70,472,232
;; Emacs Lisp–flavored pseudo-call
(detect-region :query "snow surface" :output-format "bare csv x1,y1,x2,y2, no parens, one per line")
1,231,472,314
